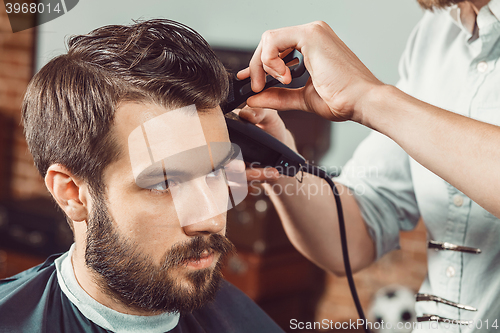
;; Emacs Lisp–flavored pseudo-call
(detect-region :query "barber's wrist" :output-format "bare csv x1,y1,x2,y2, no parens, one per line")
355,83,397,130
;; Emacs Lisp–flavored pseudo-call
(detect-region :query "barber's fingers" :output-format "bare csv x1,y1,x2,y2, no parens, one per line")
245,41,267,93
237,67,250,79
247,42,292,92
246,87,305,112
238,25,309,92
239,107,280,126
259,26,304,81
237,21,339,91
246,167,280,182
237,55,292,92
238,107,288,143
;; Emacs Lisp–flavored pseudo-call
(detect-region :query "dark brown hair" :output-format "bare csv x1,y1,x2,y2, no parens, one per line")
22,19,229,194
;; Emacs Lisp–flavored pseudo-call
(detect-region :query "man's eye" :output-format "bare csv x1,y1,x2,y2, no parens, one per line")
148,181,169,193
206,168,224,179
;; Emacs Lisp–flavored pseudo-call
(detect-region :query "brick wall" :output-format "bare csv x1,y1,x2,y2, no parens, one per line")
0,8,48,200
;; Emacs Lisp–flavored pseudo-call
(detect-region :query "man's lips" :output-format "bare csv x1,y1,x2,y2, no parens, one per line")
181,250,215,270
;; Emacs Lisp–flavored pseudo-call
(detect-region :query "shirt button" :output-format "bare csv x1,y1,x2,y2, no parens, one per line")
446,266,456,278
477,61,488,72
453,194,464,207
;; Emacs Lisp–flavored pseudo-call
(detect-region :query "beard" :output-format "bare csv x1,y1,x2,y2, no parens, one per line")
416,0,467,10
84,191,235,314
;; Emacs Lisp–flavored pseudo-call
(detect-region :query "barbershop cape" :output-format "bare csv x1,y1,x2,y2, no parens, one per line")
0,254,284,333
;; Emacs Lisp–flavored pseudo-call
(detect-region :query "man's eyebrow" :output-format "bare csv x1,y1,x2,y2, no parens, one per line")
136,144,236,184
212,144,236,170
136,166,184,184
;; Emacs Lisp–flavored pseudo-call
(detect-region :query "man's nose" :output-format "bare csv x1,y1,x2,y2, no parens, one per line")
175,177,227,235
182,213,226,236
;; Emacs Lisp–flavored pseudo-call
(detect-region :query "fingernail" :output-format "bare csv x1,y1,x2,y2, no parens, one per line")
277,75,285,84
242,109,256,117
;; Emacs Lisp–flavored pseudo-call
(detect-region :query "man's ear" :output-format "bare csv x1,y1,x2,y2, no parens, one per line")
45,164,89,222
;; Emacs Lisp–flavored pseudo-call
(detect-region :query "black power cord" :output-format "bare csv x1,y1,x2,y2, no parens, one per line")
302,164,370,333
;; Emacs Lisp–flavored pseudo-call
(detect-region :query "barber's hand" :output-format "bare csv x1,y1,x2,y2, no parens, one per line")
237,21,383,124
236,107,296,182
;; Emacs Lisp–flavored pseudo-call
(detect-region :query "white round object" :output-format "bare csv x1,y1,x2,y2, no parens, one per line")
367,285,416,333
477,61,488,73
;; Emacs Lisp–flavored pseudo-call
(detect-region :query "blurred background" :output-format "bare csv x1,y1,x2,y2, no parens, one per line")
0,0,427,332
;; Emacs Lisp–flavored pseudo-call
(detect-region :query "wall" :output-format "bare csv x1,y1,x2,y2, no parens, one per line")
0,9,47,200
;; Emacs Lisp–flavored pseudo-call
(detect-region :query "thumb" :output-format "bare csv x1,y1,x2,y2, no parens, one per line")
246,87,305,111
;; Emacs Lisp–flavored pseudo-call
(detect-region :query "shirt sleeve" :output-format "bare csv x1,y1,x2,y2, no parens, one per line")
394,17,422,95
334,131,421,260
333,20,423,260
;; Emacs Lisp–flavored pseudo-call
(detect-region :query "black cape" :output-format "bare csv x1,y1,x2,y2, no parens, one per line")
0,254,284,333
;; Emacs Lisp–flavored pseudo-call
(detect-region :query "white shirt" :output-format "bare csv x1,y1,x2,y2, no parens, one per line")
336,1,500,332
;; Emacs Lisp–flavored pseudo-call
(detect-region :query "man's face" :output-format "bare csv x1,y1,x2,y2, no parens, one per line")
84,102,235,314
416,0,466,10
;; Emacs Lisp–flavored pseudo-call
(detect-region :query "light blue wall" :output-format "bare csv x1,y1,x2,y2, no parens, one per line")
36,0,424,168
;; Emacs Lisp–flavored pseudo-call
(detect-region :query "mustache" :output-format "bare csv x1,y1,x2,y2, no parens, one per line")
163,233,235,268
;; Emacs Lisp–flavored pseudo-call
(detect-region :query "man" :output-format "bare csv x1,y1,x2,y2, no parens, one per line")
0,19,283,333
237,0,500,331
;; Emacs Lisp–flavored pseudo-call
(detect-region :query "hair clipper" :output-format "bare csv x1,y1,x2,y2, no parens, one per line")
221,50,307,177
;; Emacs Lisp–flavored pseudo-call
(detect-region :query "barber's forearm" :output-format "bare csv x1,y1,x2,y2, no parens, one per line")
363,85,500,218
261,175,375,275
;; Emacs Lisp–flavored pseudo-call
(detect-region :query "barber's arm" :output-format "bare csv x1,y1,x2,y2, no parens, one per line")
239,107,375,276
238,21,500,220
